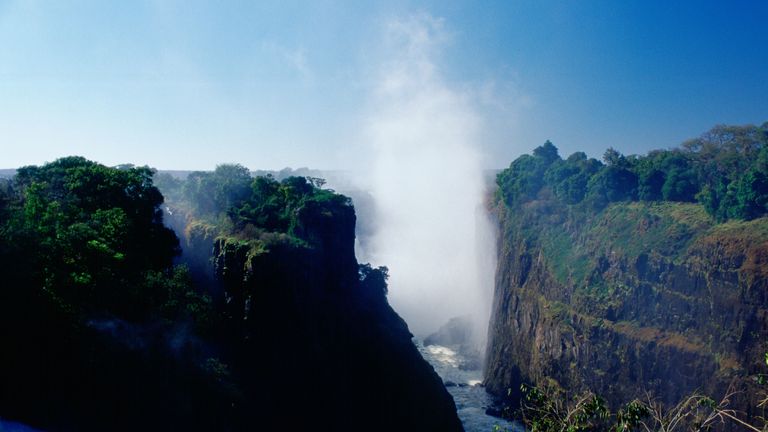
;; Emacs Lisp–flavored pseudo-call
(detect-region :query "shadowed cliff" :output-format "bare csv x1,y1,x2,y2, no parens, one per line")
163,168,464,431
0,159,462,432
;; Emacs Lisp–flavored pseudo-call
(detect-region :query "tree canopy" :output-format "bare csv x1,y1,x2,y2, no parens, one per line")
497,122,768,221
3,157,182,319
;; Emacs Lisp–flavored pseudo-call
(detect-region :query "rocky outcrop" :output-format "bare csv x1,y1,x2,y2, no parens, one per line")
172,198,463,432
425,316,476,348
485,200,768,418
425,316,484,371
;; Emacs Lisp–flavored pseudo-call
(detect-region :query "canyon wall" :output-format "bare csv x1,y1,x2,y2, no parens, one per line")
170,192,464,432
485,199,768,417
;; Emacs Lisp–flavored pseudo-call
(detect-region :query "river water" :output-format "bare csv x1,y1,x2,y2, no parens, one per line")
415,340,523,432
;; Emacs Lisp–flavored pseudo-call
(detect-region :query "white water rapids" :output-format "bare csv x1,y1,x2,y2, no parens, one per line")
415,339,523,432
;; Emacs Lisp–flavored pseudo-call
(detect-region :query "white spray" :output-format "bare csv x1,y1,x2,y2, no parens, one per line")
356,14,496,346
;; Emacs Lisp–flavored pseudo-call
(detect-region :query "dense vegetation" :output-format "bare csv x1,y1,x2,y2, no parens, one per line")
0,157,457,431
158,164,348,239
0,157,226,430
0,159,183,429
488,122,768,431
498,122,768,221
498,382,763,432
154,165,457,431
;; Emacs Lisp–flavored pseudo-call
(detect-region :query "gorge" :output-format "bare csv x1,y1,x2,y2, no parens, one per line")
0,123,767,432
2,3,767,432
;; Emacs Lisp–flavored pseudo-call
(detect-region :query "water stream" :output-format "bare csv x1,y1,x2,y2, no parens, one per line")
415,339,523,432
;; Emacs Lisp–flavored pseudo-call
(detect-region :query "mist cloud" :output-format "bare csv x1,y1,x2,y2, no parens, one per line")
356,13,496,340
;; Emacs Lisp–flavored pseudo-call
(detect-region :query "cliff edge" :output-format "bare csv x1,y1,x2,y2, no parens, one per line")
485,127,768,423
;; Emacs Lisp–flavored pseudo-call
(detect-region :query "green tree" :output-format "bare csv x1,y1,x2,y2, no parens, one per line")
545,152,602,204
498,141,562,206
183,164,252,217
585,166,638,209
11,157,179,319
603,147,627,167
638,168,665,201
534,140,561,166
730,169,768,220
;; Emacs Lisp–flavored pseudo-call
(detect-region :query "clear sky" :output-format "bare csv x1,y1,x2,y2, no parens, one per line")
1,0,767,170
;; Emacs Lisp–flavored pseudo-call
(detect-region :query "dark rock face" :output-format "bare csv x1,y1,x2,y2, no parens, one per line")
0,168,461,432
484,202,768,419
175,202,463,432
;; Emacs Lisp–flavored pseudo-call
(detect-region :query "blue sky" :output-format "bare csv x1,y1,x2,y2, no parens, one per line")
1,0,766,169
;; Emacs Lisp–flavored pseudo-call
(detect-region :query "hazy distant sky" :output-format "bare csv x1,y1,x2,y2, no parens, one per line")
1,0,767,170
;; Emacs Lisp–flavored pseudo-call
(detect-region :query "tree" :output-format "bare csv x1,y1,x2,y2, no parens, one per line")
661,167,697,202
153,172,183,203
731,170,768,220
183,164,252,217
11,157,179,319
657,152,698,202
638,169,665,201
585,166,638,209
603,147,625,166
498,141,563,206
516,383,647,432
498,154,545,205
534,140,561,166
545,152,602,205
497,121,768,221
211,164,252,211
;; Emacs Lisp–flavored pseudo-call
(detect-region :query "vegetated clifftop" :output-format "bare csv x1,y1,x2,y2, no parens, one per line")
486,200,768,408
485,124,768,422
164,171,463,432
0,160,461,432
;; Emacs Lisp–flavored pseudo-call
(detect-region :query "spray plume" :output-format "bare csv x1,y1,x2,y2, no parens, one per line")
356,13,496,344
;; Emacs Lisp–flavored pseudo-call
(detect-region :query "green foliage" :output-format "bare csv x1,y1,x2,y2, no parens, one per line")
0,157,406,431
498,141,562,206
614,401,651,432
171,164,352,242
637,164,665,201
545,152,602,204
0,156,247,429
496,121,768,221
730,169,768,220
225,174,352,243
182,164,252,217
534,140,561,166
585,165,638,209
512,383,765,432
143,265,214,331
517,383,647,432
167,164,356,256
502,351,768,432
153,172,183,203
603,148,625,167
661,168,697,203
4,156,180,319
586,202,711,262
230,174,317,233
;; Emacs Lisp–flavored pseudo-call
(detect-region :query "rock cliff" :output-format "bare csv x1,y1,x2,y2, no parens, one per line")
171,193,463,431
485,199,768,417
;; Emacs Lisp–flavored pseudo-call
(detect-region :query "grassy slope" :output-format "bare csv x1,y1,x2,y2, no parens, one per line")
508,199,768,372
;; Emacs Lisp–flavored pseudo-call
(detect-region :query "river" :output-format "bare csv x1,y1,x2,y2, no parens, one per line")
415,339,523,432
